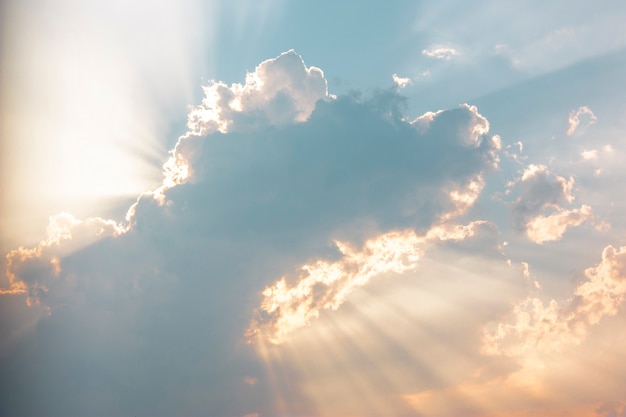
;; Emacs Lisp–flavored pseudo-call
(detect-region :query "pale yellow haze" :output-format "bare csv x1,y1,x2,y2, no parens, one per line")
1,0,206,248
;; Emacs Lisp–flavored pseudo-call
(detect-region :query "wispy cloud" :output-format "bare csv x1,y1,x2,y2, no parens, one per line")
422,46,459,60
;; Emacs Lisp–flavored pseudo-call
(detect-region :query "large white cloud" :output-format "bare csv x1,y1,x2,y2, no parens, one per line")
0,51,504,417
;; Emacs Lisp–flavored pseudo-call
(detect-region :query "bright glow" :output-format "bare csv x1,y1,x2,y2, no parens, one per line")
0,0,208,248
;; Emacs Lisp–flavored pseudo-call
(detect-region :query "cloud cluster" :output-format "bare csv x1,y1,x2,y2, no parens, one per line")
483,243,626,357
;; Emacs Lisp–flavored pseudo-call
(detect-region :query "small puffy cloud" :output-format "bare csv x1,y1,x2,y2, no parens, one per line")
581,149,599,160
391,73,412,88
525,205,594,244
566,106,598,136
509,164,575,230
422,46,459,60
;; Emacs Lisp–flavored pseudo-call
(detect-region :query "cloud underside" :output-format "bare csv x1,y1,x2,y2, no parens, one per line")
1,50,624,417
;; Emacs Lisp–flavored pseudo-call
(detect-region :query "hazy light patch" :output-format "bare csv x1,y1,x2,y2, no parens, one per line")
0,0,210,248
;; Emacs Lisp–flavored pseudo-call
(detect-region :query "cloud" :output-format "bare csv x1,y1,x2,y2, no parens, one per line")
566,106,598,136
525,204,594,244
392,73,412,88
422,47,459,60
0,51,503,416
483,243,626,357
401,242,626,417
247,221,489,345
509,164,575,228
161,49,329,193
186,49,328,136
581,149,599,160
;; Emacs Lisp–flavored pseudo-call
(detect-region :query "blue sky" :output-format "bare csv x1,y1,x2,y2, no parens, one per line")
2,1,626,416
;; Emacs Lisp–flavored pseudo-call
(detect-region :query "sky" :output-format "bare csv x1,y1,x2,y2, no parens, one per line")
2,1,626,416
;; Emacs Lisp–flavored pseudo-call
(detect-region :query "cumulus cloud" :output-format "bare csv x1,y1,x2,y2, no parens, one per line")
0,51,505,416
566,106,598,136
483,243,626,357
422,46,459,60
186,49,328,136
160,49,329,194
392,73,412,88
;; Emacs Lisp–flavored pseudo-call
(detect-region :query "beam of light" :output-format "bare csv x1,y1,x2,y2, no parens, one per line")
250,245,526,417
246,217,527,416
246,219,489,345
